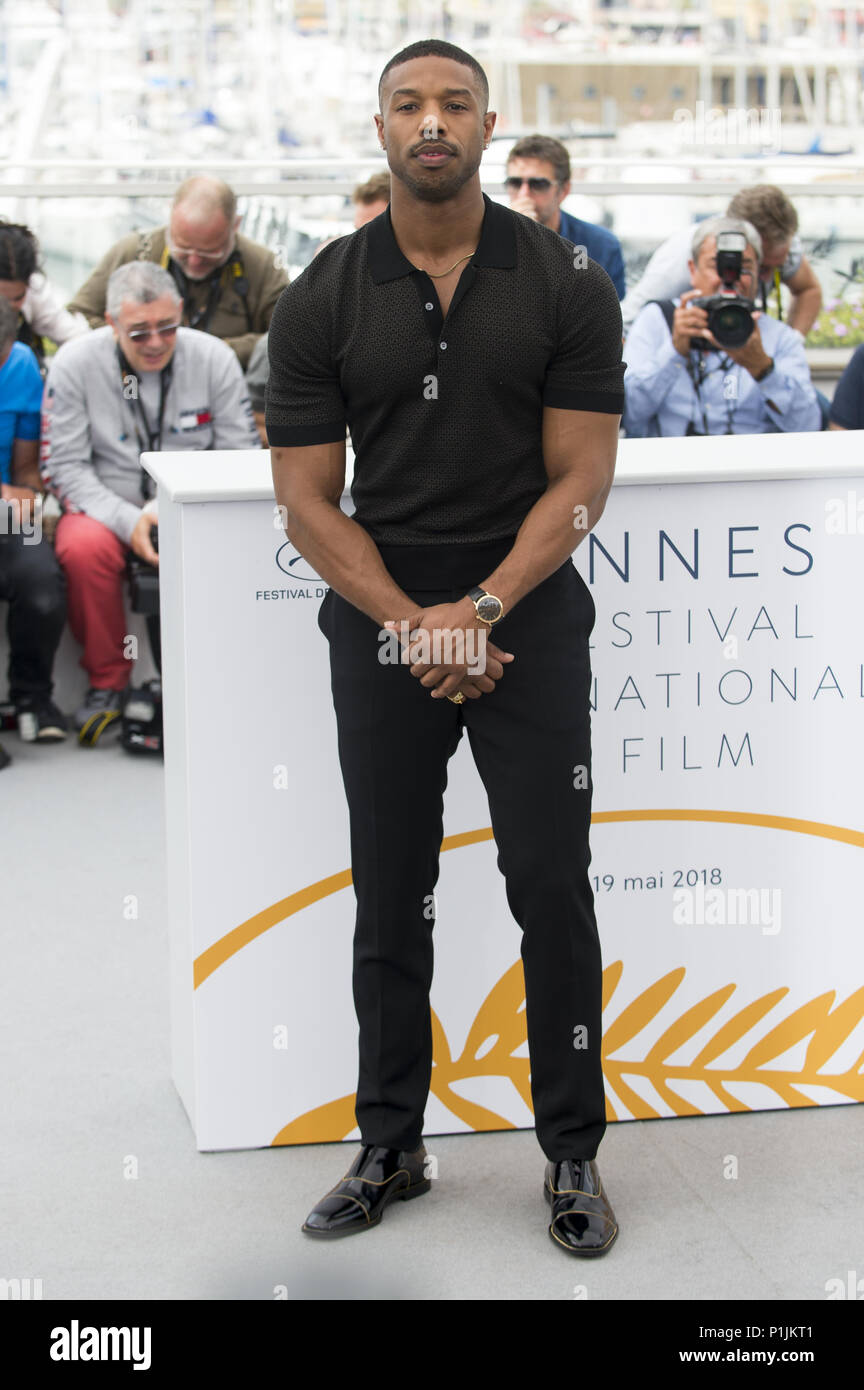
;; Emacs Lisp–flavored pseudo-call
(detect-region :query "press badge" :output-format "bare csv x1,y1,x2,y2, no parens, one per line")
179,408,212,431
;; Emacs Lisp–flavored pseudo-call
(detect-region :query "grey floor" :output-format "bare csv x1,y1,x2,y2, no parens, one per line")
2,729,862,1302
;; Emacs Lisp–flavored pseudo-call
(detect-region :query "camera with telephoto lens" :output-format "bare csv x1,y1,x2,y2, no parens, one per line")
689,231,756,350
126,523,159,615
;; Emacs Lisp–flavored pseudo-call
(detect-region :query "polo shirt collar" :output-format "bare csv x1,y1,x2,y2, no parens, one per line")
367,190,516,283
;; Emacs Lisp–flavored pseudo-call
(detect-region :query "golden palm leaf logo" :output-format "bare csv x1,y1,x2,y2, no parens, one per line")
271,962,864,1143
188,810,863,1147
600,962,864,1118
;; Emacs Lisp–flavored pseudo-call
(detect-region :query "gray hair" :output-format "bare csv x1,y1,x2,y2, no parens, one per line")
691,215,763,268
0,295,18,350
173,175,236,224
106,261,182,319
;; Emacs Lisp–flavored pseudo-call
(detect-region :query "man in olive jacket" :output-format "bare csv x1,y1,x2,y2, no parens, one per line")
66,175,288,371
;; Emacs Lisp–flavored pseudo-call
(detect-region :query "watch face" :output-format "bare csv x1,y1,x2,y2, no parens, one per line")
476,594,502,623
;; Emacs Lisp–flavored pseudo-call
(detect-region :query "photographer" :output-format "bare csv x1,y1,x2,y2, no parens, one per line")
41,262,260,735
621,185,821,337
622,216,821,438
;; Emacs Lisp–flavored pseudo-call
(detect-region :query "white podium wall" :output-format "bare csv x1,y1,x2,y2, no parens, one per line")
136,433,864,1149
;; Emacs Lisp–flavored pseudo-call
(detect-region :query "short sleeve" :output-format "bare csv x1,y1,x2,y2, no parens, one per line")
543,260,626,413
828,344,864,429
17,349,44,439
15,409,41,442
265,271,347,446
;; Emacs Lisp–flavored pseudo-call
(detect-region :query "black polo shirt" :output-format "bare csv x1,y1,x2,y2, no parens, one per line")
266,191,625,545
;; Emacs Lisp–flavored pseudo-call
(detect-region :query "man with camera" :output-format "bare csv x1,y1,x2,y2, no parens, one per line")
622,216,821,437
621,185,821,337
41,262,260,737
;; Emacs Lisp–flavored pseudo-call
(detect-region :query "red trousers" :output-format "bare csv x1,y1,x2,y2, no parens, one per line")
54,512,133,690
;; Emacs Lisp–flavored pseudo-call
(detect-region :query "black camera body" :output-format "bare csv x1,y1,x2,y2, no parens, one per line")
123,522,163,754
690,231,756,350
120,678,163,755
127,523,159,615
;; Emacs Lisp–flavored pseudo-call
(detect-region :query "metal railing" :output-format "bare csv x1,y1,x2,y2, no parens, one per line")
4,154,864,198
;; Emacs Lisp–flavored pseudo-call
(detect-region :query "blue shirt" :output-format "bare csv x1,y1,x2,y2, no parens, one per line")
0,341,43,484
829,343,864,429
557,207,626,300
622,299,821,436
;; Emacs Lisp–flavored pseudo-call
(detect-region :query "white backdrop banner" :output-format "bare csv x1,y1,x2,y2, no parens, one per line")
150,446,864,1150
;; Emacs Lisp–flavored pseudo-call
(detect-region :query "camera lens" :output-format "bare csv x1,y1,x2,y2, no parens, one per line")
708,301,753,348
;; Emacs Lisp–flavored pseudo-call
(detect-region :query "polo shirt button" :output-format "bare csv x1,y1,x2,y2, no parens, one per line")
440,341,447,349
425,302,433,310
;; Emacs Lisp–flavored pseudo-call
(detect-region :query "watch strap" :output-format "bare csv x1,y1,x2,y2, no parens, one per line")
754,357,774,382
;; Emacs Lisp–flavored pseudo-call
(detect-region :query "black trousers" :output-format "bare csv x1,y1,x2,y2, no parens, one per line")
0,531,67,705
317,535,607,1162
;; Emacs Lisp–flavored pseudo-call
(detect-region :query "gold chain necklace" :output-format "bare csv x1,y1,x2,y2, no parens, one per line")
419,249,477,278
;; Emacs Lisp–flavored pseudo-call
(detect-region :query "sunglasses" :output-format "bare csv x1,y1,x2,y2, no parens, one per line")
504,177,554,192
125,323,181,343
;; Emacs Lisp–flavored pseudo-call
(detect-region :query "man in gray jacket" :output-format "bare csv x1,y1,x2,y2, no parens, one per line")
41,261,260,734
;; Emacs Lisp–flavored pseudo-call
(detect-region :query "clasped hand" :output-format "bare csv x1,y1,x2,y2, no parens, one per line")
382,599,515,701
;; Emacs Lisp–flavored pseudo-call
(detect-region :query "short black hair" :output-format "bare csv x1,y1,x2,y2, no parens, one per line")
0,219,41,283
0,294,18,351
378,39,489,118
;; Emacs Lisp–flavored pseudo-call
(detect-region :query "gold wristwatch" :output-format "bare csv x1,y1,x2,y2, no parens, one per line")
467,586,504,626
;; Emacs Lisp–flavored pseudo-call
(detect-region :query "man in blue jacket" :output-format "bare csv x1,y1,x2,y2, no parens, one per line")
504,135,625,299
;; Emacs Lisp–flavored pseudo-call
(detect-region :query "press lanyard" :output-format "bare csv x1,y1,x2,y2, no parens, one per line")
759,269,783,320
178,264,223,334
117,344,173,501
163,249,253,335
685,350,737,436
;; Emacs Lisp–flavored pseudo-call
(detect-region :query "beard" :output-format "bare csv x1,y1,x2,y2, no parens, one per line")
178,263,220,282
393,149,482,204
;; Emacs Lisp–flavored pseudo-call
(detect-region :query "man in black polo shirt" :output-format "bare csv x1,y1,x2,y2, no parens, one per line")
267,38,626,1259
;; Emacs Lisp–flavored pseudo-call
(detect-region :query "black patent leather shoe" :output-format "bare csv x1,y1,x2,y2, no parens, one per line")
301,1143,431,1239
544,1158,619,1256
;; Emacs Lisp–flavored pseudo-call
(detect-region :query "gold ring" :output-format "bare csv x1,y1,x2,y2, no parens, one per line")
447,691,466,704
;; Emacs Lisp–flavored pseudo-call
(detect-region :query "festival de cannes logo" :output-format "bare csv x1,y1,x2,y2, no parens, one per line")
275,540,321,584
